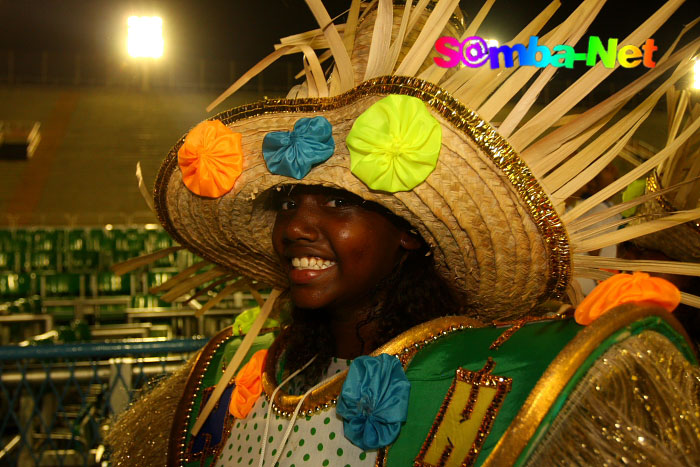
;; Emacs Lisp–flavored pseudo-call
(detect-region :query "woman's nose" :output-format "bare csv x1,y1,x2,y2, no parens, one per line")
283,204,320,242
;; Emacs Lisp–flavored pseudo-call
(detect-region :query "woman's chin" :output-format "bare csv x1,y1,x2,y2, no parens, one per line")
289,289,334,311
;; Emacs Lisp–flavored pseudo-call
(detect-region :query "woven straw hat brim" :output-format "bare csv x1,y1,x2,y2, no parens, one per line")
154,76,570,320
632,172,700,262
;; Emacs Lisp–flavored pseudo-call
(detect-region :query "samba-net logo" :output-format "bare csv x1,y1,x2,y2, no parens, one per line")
434,36,658,69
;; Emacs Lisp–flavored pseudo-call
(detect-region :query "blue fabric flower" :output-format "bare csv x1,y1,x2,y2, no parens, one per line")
262,116,335,179
336,354,410,450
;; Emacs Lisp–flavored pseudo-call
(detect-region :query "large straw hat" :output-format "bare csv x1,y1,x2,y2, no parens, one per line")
120,0,700,320
155,76,568,321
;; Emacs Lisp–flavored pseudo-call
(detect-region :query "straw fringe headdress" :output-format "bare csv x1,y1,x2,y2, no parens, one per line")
626,86,700,263
115,0,700,317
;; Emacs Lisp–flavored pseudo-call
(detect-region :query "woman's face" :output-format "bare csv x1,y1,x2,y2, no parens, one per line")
272,185,420,314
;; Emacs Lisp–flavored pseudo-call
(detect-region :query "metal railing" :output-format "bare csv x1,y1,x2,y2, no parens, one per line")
0,338,207,466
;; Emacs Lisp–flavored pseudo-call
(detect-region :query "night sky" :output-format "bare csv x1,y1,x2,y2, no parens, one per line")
0,0,698,76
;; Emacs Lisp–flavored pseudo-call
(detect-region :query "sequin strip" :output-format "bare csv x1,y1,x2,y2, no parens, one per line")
646,171,700,231
489,311,572,350
263,320,476,418
169,328,233,466
414,359,513,467
154,76,570,304
460,358,496,422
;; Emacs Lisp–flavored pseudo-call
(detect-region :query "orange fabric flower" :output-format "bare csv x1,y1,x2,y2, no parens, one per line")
575,272,680,325
229,349,267,418
178,120,243,198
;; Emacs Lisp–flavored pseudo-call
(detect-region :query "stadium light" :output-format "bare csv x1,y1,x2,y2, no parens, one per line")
127,16,164,59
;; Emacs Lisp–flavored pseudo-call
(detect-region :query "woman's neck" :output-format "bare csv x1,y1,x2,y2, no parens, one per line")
325,300,382,359
329,315,379,359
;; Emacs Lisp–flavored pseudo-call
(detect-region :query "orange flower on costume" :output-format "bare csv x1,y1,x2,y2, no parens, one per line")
575,272,680,325
178,120,243,198
229,349,267,419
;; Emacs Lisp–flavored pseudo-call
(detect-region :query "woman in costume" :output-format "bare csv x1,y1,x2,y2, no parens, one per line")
107,1,700,466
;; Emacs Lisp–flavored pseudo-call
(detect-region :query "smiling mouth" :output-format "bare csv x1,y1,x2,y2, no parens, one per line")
291,256,336,270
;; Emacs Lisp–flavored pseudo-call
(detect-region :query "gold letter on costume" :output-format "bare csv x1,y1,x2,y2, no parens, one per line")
414,359,512,467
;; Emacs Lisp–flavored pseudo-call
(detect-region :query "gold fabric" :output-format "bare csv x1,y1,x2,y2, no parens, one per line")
524,331,700,466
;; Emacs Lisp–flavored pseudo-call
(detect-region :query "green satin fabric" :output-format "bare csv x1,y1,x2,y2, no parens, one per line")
386,318,582,467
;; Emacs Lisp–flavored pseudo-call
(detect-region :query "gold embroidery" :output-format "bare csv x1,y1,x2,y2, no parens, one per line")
489,311,572,350
414,358,513,467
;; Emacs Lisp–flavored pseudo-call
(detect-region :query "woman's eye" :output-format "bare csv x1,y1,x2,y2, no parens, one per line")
279,199,295,210
326,198,347,208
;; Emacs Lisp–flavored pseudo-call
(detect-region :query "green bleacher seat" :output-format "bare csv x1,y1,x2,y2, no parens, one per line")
147,272,174,288
31,229,58,252
47,303,75,322
96,272,130,296
0,230,12,250
67,229,87,251
29,251,58,271
131,294,169,309
87,229,111,250
0,273,34,298
125,229,146,252
111,250,134,264
10,232,29,272
96,305,127,321
44,273,82,297
0,251,16,272
66,250,99,271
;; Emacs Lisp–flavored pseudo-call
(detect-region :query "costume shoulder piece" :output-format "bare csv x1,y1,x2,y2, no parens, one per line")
358,305,699,467
168,327,277,467
481,305,697,467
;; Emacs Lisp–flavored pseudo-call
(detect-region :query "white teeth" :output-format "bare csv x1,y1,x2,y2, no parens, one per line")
291,256,336,270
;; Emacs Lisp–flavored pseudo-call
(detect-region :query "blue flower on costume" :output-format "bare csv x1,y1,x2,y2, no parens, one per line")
336,353,410,450
262,116,335,179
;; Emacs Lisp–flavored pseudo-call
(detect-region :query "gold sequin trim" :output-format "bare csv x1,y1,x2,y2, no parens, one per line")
169,327,232,466
489,311,572,350
184,385,236,464
154,76,570,305
414,358,513,467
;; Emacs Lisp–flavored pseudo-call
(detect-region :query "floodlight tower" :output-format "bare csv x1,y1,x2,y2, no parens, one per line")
127,16,164,91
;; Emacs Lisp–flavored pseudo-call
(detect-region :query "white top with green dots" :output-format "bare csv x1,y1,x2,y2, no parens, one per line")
215,358,376,467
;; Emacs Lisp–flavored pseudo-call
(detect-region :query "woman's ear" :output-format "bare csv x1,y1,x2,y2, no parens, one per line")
399,230,422,250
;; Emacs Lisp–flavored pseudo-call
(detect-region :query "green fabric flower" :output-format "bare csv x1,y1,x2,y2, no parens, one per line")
346,94,441,192
232,306,279,336
621,178,647,218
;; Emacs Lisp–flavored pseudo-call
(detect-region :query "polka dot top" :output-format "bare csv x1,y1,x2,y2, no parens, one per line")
215,358,376,467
